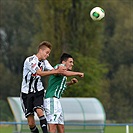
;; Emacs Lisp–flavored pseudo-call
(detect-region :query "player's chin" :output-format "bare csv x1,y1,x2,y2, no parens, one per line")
43,56,47,60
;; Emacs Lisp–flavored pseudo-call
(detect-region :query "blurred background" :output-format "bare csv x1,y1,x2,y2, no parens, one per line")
0,0,133,125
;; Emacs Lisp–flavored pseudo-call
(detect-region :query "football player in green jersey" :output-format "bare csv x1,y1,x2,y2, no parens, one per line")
44,53,84,133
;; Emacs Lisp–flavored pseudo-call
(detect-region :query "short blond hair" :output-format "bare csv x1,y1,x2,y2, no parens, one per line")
38,41,52,51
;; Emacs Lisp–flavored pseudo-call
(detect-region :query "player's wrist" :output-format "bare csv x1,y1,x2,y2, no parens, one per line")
54,69,59,74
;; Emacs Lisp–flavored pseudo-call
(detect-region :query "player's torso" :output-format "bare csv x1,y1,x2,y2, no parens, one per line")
21,55,45,93
45,72,67,99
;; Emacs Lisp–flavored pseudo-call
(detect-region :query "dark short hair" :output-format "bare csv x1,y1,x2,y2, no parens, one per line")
60,53,73,63
38,41,52,51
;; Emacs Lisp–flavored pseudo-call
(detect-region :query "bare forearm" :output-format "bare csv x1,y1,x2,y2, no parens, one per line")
66,81,74,86
36,65,66,76
36,69,58,76
63,71,84,77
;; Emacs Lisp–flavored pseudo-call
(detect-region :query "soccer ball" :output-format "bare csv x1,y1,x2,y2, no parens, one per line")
90,7,105,21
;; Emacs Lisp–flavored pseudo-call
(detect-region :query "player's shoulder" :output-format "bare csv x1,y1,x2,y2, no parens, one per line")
54,64,65,69
25,55,37,63
43,59,50,64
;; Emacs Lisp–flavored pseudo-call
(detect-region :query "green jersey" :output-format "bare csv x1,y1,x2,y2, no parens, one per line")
45,64,67,99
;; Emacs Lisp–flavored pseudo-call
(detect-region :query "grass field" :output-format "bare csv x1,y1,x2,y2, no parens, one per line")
0,125,133,133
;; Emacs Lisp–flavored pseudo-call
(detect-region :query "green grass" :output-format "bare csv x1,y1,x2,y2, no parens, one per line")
0,125,13,133
0,125,133,133
105,126,133,133
65,126,133,133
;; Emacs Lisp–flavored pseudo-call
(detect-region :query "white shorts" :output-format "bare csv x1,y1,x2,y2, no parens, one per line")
44,98,64,125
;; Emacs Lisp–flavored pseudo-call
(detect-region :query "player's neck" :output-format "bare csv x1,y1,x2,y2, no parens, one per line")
36,53,41,61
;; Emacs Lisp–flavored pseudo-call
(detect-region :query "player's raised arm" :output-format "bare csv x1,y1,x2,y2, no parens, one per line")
61,70,84,77
36,66,66,76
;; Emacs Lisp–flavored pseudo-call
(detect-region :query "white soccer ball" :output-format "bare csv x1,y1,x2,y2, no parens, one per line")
90,7,105,21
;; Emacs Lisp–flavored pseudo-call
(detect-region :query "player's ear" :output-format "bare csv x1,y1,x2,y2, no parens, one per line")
62,61,66,64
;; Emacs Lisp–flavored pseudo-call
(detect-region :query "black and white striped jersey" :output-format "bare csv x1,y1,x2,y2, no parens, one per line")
21,55,53,94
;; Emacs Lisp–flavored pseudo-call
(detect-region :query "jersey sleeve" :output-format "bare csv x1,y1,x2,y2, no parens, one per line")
25,57,40,74
54,64,65,69
44,60,54,70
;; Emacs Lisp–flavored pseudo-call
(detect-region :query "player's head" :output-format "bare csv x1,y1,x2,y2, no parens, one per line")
37,41,52,60
60,53,74,70
38,41,52,51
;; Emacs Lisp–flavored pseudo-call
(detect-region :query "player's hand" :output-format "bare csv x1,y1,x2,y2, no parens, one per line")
57,65,66,74
78,72,84,77
71,78,78,84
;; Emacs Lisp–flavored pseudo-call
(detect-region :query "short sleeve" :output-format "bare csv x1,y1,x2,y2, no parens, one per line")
44,60,54,70
25,57,39,74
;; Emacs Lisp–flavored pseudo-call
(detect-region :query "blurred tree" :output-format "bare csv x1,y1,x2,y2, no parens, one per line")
0,0,39,120
0,63,20,100
0,100,13,121
100,0,133,122
1,0,38,74
108,65,133,122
